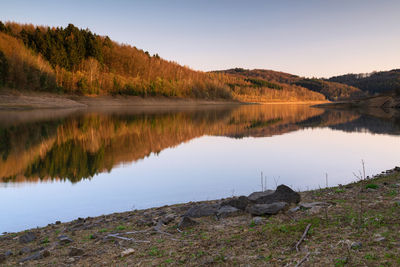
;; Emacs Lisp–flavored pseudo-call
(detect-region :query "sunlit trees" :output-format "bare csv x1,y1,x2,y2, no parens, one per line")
0,21,328,101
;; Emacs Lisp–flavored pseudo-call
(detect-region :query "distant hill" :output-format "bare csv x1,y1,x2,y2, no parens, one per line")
0,21,325,102
219,68,364,100
328,69,400,95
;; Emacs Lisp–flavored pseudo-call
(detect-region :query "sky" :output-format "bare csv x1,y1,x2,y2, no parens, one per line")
1,0,399,77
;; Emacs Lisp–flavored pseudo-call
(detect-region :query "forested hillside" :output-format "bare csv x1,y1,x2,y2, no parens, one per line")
328,69,400,95
219,68,363,100
0,21,327,102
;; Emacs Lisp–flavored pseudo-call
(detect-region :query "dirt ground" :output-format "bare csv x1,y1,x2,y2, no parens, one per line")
0,89,328,110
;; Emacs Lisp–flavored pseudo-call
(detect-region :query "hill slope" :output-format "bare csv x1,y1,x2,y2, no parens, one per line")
0,21,325,102
328,69,400,95
219,68,363,100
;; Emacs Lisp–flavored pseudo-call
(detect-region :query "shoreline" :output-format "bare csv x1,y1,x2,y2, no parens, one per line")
0,90,329,110
1,167,400,265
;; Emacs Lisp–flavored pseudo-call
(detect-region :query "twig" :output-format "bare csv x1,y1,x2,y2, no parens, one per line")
295,252,310,267
295,224,311,252
125,230,150,234
106,234,150,243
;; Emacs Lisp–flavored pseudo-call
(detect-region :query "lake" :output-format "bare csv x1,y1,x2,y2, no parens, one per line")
1,104,399,233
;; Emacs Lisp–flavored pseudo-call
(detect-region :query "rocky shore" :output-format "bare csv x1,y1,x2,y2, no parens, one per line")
1,168,400,266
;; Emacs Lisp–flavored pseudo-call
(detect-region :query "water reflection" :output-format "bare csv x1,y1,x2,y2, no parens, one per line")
1,104,399,184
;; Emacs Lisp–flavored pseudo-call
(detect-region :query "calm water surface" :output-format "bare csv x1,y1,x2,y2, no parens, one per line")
1,104,399,233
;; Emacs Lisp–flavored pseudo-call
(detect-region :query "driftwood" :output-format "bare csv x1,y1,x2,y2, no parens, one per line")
106,233,150,243
108,220,182,242
295,223,311,252
295,252,310,267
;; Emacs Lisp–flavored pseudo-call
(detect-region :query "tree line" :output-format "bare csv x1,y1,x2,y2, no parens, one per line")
0,21,327,101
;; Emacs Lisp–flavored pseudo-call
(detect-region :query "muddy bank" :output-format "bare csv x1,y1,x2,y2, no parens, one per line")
1,168,400,266
0,90,242,110
0,90,329,110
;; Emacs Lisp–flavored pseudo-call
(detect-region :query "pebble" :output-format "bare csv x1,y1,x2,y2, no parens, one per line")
66,257,75,263
351,242,362,249
120,248,135,257
4,251,13,257
69,247,84,257
58,235,73,244
374,236,386,242
252,216,264,225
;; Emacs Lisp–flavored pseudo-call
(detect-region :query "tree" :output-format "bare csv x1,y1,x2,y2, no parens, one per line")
0,50,8,86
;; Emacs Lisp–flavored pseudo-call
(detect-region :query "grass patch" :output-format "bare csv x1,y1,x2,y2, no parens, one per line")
115,225,126,231
366,184,379,189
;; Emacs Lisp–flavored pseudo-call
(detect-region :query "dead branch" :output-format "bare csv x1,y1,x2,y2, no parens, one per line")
295,252,310,267
295,224,311,252
106,233,150,243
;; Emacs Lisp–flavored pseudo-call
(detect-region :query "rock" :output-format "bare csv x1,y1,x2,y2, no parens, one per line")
58,235,73,244
42,250,50,257
120,248,135,257
374,235,386,242
249,185,300,204
184,203,219,218
247,202,288,216
55,221,61,225
153,220,164,232
19,232,37,243
161,213,176,224
309,206,323,214
136,217,153,226
178,216,198,229
351,242,362,249
252,216,264,225
0,254,5,264
216,205,240,218
289,206,301,213
69,247,84,257
4,251,13,257
221,196,249,210
248,190,274,202
19,250,50,263
19,247,31,255
66,257,75,263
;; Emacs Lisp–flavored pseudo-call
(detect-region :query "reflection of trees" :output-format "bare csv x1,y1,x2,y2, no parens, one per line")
24,141,105,183
2,105,392,184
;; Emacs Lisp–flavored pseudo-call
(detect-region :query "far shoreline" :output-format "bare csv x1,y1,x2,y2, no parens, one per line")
0,90,329,110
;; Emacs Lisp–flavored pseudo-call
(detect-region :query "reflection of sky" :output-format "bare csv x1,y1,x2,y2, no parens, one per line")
1,127,400,233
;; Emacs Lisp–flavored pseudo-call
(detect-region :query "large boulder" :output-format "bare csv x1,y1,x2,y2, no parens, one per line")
248,190,274,202
19,232,37,244
216,205,241,218
178,216,198,229
184,203,219,218
220,196,249,210
247,202,288,216
249,185,300,204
